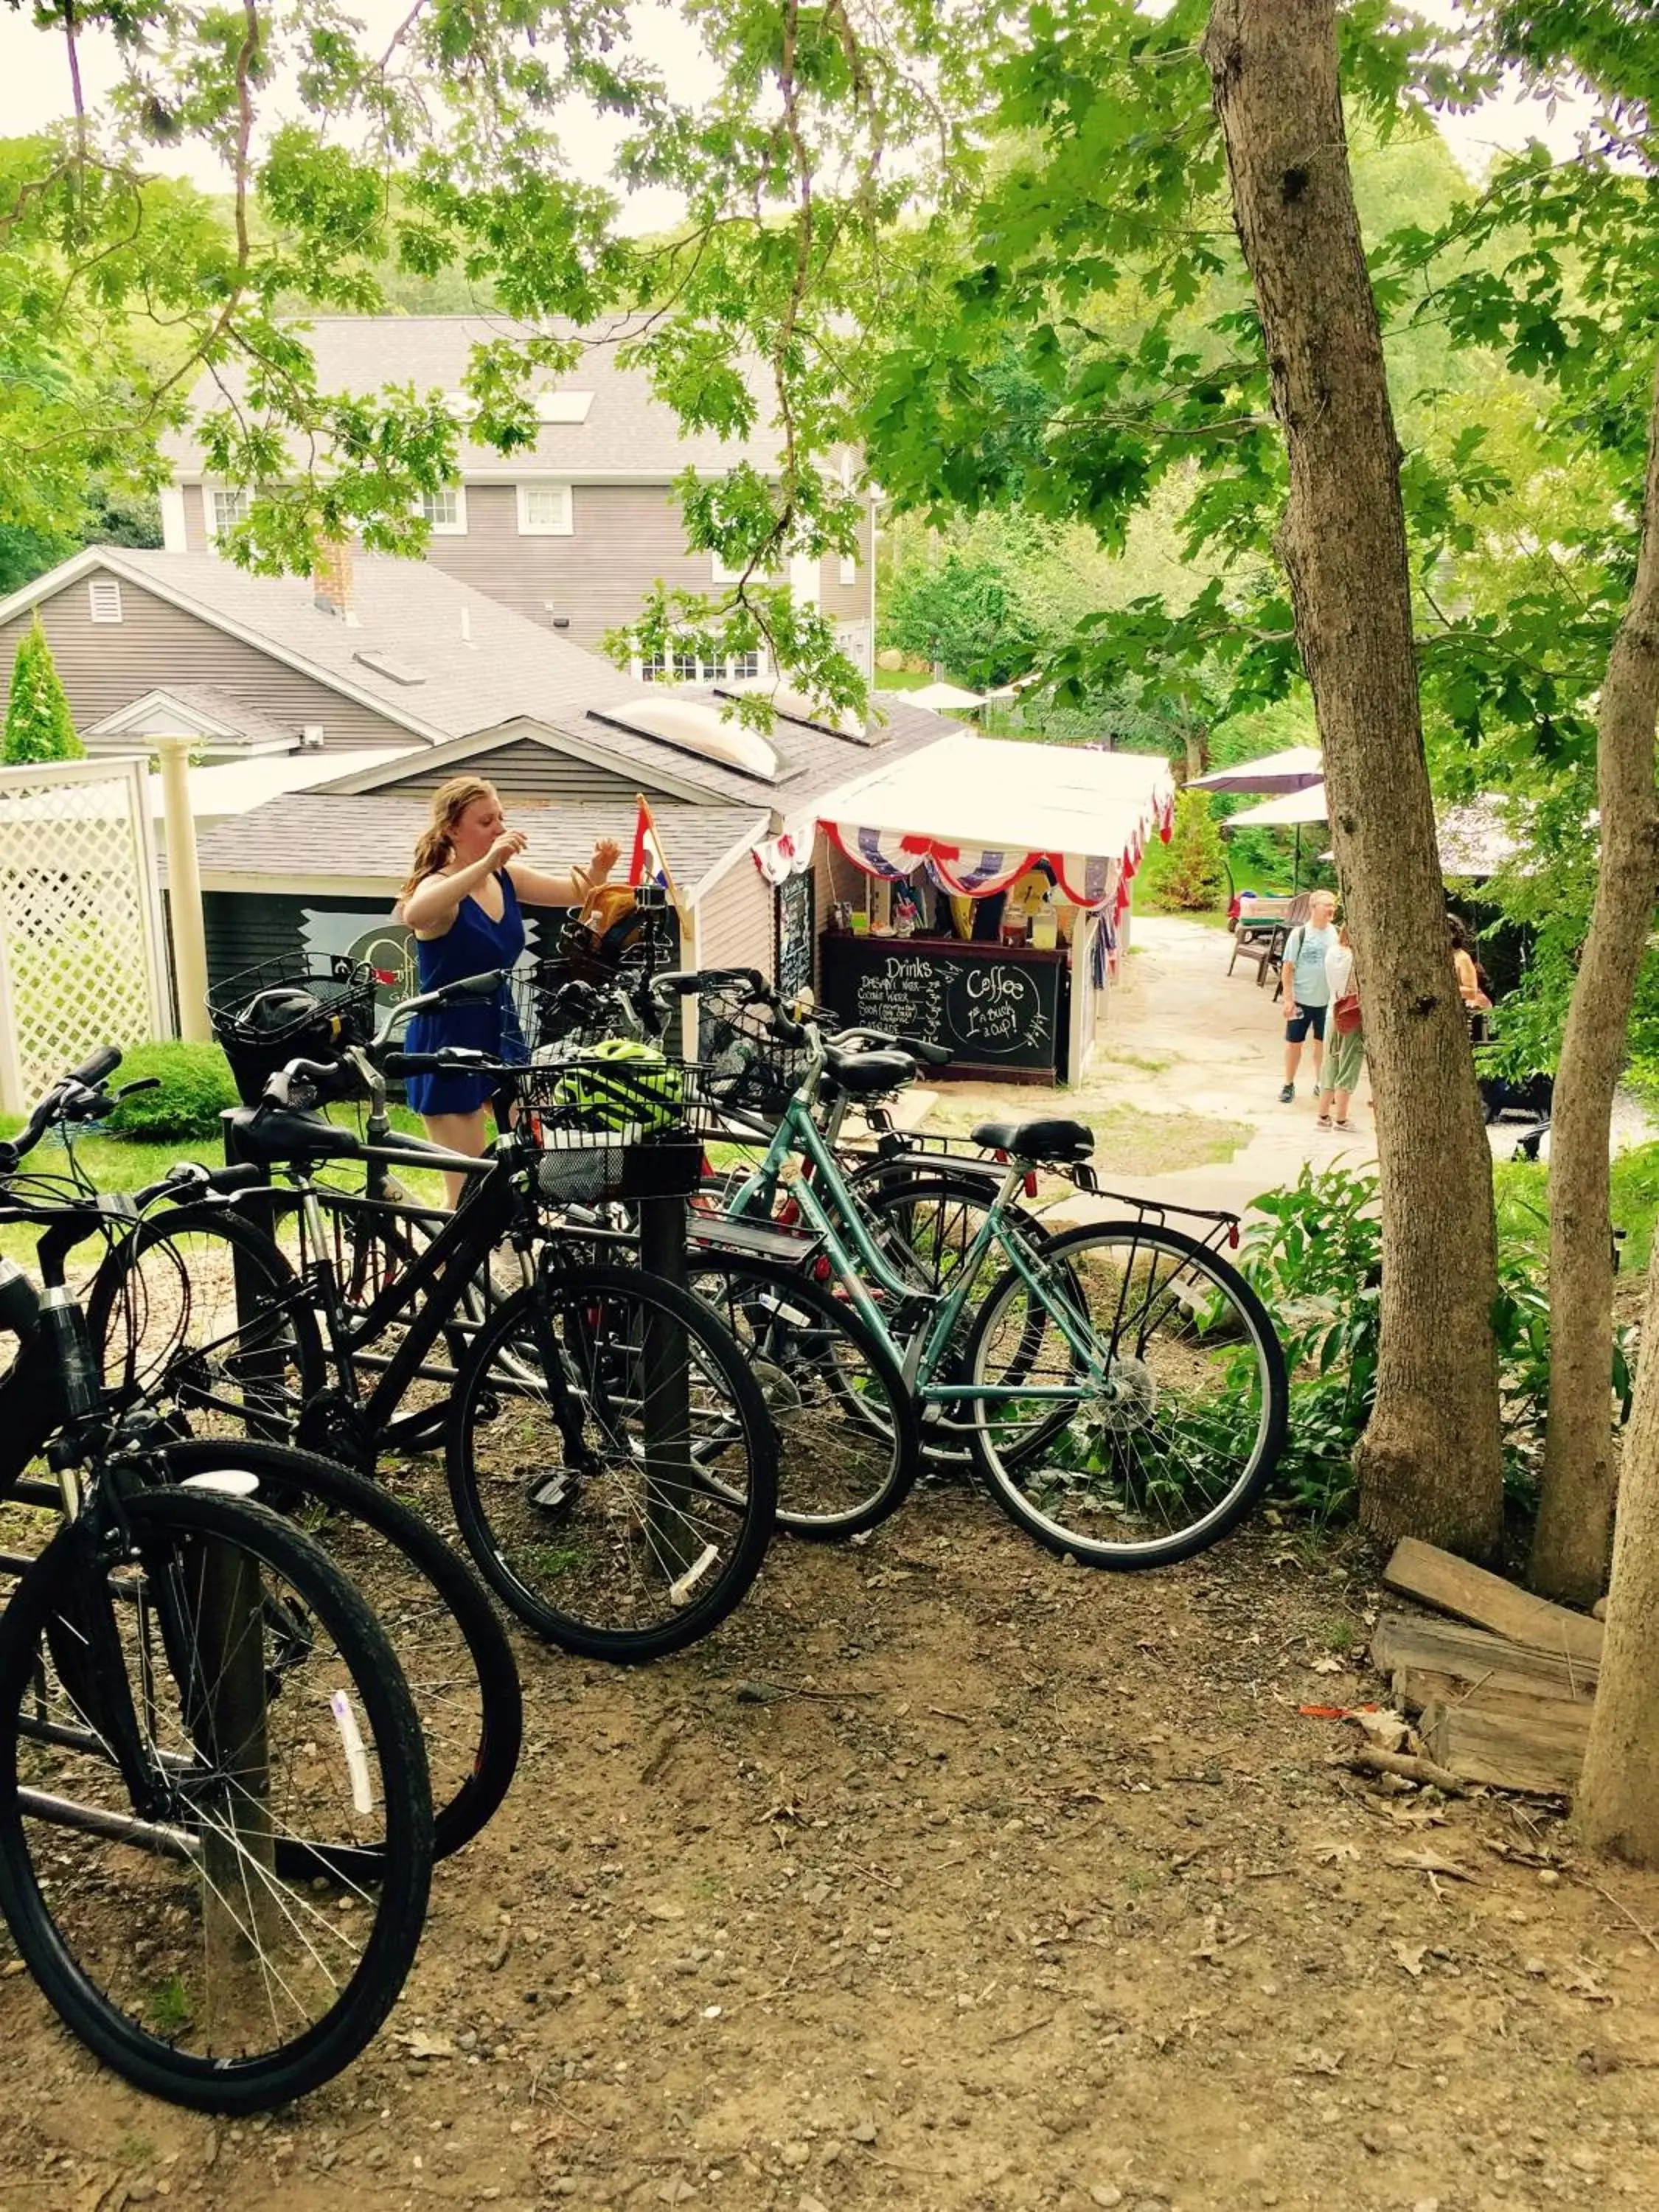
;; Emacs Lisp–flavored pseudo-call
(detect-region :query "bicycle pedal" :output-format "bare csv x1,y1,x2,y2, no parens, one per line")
526,1472,575,1515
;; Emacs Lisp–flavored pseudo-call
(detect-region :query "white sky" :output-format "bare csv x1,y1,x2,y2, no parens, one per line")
0,1,1596,226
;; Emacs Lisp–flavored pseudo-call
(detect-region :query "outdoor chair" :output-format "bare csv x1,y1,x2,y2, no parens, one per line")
1228,920,1287,986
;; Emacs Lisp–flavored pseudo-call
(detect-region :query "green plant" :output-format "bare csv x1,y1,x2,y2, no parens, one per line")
1142,790,1228,914
4,616,82,765
1237,1161,1635,1528
102,1042,238,1142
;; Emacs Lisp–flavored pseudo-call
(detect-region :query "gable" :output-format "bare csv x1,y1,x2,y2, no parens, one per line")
0,568,411,754
374,734,650,804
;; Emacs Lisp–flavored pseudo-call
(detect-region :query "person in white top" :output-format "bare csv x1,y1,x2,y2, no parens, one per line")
1317,923,1364,1131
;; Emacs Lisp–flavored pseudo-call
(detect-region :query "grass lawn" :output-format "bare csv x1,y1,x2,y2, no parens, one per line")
919,1086,1251,1178
0,1100,451,1267
873,669,936,692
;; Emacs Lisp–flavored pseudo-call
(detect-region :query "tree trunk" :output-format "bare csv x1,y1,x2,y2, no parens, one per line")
1183,722,1210,785
1576,1241,1659,1863
1531,369,1659,1607
1203,0,1504,1554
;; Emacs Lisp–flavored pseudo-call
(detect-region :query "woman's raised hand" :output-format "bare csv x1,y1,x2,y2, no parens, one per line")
487,829,529,870
590,838,622,880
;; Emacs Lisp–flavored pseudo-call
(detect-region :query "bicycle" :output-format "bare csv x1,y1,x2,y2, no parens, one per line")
1,1053,523,1863
684,990,1290,1568
0,1241,433,2112
90,995,780,1662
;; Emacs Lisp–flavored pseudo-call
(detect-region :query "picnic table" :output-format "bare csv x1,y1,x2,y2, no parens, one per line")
1227,892,1311,987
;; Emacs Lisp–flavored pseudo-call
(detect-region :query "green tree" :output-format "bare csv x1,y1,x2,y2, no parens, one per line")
4,618,83,764
1146,790,1227,912
881,546,1039,685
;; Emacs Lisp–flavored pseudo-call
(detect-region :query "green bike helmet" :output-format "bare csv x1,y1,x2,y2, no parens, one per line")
554,1037,684,1134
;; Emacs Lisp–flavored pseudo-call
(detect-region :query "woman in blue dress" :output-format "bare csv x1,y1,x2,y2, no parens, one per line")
397,775,620,1203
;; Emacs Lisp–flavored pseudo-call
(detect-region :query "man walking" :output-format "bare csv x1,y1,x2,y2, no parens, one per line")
1279,889,1338,1105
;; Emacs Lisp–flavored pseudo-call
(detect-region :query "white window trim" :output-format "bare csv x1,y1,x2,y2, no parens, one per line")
515,480,574,537
88,580,123,625
633,646,767,686
203,485,250,542
838,554,858,588
420,485,468,536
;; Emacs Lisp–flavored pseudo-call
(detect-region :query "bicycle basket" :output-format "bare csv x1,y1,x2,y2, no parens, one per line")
208,953,380,1106
509,1045,705,1204
700,990,829,1119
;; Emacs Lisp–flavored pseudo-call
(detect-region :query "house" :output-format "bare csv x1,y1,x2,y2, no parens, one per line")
159,316,877,680
0,540,934,1008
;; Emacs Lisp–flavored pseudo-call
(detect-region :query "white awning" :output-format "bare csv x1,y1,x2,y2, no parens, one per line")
798,733,1174,908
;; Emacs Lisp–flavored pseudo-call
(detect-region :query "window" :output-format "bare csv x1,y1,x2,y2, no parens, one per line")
712,550,787,587
419,487,467,535
88,580,122,625
209,487,248,538
639,645,765,685
838,554,858,587
516,481,573,536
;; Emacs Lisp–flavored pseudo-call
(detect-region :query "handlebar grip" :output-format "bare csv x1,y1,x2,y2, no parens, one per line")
69,1045,122,1087
384,1048,490,1077
436,968,504,1004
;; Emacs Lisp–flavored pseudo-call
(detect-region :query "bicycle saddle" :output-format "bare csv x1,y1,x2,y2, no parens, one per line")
226,1105,364,1166
971,1116,1094,1164
823,1046,917,1097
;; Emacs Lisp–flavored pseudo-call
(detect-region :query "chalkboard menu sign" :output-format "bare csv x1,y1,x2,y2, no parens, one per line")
819,936,1065,1078
775,872,815,1007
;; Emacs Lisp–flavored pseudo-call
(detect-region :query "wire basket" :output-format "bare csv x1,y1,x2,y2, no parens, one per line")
507,1051,709,1204
698,989,830,1120
208,953,380,1107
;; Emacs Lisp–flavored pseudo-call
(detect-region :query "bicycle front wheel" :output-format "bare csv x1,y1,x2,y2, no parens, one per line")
86,1202,322,1444
686,1256,920,1538
447,1267,777,1660
0,1485,432,2112
156,1438,523,1868
962,1221,1287,1568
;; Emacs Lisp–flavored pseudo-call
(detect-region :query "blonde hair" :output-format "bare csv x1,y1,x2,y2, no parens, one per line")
401,776,498,897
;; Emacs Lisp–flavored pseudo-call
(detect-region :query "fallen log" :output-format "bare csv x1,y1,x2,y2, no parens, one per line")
1372,1613,1597,1709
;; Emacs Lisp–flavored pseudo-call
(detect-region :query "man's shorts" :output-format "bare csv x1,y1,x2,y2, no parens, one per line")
1285,1002,1328,1044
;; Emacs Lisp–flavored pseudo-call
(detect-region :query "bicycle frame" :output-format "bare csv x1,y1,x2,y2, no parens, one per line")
723,1097,1110,1409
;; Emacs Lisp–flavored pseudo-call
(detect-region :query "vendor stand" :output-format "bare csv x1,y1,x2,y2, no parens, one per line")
756,734,1173,1086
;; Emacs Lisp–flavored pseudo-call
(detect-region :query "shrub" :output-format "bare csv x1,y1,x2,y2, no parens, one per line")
103,1040,239,1141
1143,789,1227,912
4,616,83,764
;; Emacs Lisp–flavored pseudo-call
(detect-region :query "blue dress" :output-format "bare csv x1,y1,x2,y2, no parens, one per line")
403,870,529,1117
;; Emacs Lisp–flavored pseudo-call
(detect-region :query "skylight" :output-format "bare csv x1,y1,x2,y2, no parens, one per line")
588,698,784,784
352,650,427,686
714,681,875,744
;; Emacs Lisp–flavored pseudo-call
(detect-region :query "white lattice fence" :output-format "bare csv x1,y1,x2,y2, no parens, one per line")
0,757,171,1114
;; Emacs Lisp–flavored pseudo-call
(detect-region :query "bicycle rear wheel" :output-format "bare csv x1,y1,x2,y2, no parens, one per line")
962,1221,1287,1568
86,1203,321,1445
686,1256,919,1538
447,1267,777,1660
156,1439,522,1868
0,1485,431,2112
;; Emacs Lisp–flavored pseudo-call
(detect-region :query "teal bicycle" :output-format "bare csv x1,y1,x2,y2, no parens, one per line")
686,979,1289,1569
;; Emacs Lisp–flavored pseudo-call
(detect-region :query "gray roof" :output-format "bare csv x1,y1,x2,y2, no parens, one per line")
103,549,641,747
87,549,945,810
194,793,764,900
161,316,786,481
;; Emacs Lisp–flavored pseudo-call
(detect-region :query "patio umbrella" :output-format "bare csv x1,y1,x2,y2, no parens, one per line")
1220,777,1329,889
1188,744,1323,794
907,681,989,714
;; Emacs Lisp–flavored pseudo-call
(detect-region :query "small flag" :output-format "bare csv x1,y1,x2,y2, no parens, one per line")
629,795,688,925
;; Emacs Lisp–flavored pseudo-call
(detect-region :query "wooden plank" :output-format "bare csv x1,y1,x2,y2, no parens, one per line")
1419,1694,1590,1796
1371,1612,1598,1703
1381,1538,1603,1666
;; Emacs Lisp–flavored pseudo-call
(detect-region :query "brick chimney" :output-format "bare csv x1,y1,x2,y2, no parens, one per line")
312,536,358,624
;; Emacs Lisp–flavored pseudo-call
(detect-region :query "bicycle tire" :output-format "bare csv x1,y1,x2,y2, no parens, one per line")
684,1255,921,1538
446,1266,777,1661
85,1201,323,1446
0,1484,432,2112
961,1220,1288,1569
155,1438,521,1868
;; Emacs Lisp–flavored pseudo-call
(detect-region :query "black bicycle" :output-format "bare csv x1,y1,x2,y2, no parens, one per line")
0,1217,433,2111
87,992,780,1663
0,1053,523,1865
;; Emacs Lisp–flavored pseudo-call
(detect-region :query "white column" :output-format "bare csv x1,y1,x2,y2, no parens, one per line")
159,486,189,554
156,735,211,1043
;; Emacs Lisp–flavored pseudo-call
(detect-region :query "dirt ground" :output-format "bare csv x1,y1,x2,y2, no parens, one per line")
4,1488,1658,2212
